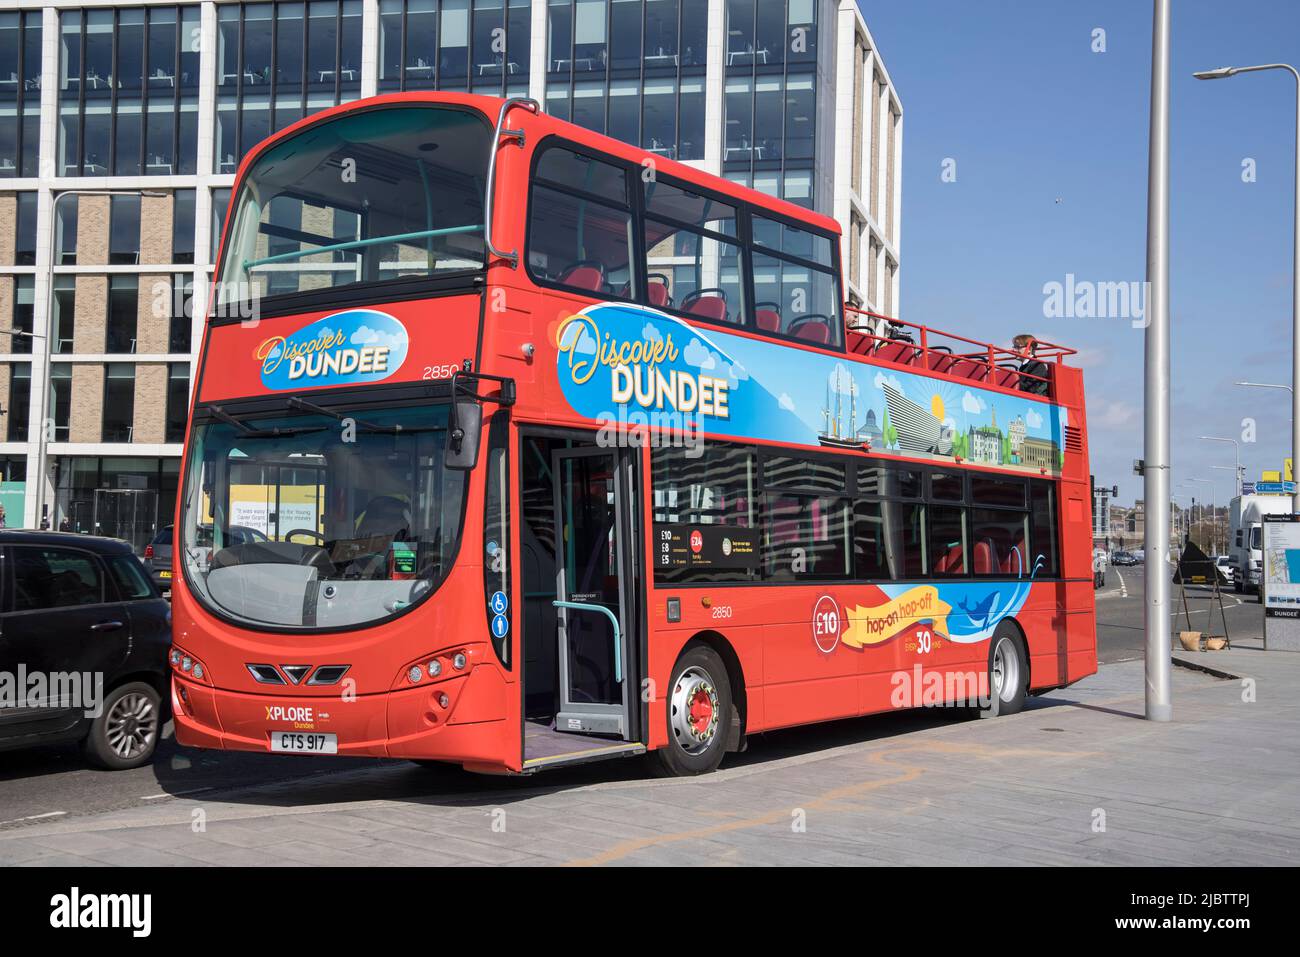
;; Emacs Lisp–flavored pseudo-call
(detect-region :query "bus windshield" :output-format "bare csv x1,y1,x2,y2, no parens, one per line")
180,403,466,630
216,104,490,307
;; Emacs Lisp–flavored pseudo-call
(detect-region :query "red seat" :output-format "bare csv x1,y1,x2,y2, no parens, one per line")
558,264,604,291
973,540,996,574
875,341,915,365
793,321,830,344
1001,536,1026,575
647,281,670,307
925,351,955,373
847,330,876,355
934,543,964,574
756,308,781,333
993,367,1019,389
949,358,984,380
687,295,727,321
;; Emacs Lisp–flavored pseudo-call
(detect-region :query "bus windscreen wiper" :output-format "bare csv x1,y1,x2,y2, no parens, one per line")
206,404,326,438
286,396,412,435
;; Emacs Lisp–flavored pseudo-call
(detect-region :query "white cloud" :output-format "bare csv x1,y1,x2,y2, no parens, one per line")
828,363,859,397
779,392,796,412
1087,400,1136,429
683,338,717,370
961,391,986,415
1025,408,1044,429
350,325,380,345
873,371,903,392
642,322,663,343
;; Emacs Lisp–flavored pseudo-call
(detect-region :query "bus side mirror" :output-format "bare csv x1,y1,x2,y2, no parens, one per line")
445,399,482,471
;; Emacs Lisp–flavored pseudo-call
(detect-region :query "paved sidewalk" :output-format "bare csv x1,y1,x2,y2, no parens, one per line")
2,655,1298,866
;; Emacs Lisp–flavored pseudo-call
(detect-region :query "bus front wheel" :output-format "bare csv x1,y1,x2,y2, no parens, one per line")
980,626,1028,719
653,645,732,777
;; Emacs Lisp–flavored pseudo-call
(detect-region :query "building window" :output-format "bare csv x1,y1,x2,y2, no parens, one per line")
165,363,190,442
14,192,37,266
216,1,364,173
107,276,139,354
51,276,76,354
545,0,706,160
211,187,232,262
102,364,136,442
5,365,31,442
57,6,199,177
50,364,72,441
110,195,142,265
169,274,193,353
57,197,79,265
172,189,196,265
0,11,43,177
10,276,34,356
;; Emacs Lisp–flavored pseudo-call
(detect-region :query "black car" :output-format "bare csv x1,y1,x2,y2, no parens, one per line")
0,531,171,769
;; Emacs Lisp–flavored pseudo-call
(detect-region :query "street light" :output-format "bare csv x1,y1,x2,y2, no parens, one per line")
1196,63,1300,512
1200,435,1242,496
32,189,167,530
1236,381,1293,394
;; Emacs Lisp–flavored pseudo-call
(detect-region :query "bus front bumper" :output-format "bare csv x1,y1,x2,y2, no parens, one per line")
171,666,512,766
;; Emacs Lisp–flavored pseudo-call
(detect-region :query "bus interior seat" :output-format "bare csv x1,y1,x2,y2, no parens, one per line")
973,539,997,574
933,543,964,575
646,274,672,308
557,260,606,292
1001,536,1026,575
790,318,831,344
681,289,729,321
875,341,917,365
756,305,782,333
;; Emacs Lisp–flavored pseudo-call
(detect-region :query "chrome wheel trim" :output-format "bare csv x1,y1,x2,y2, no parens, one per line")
669,665,721,755
105,691,157,759
991,637,1021,704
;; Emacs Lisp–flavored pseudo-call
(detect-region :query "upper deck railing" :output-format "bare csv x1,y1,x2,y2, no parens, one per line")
843,305,1076,398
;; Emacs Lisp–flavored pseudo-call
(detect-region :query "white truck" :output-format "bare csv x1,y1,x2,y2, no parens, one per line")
1227,494,1294,592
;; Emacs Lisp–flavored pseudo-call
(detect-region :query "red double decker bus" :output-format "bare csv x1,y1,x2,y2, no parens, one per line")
171,93,1096,776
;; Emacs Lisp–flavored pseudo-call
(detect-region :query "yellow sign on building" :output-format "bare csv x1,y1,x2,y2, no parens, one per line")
1263,470,1281,483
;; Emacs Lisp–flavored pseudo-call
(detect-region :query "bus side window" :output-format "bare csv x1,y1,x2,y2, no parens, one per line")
1030,481,1059,577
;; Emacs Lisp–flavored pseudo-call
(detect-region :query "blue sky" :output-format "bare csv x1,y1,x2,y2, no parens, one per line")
859,0,1300,507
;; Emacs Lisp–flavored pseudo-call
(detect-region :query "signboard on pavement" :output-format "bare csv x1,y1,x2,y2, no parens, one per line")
1262,515,1300,618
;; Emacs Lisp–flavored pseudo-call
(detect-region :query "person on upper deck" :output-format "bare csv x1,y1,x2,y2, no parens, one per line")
1013,334,1051,396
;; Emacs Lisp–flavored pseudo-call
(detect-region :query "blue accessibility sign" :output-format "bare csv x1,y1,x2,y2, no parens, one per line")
491,613,509,639
489,591,509,615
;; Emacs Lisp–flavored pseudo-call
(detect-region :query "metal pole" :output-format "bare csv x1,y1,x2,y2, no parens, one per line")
1292,69,1299,514
1144,0,1173,722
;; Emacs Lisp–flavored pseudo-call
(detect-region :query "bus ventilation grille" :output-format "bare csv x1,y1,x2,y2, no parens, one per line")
1064,426,1083,453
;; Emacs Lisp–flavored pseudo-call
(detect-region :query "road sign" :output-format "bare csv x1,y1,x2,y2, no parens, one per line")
1255,481,1296,495
1242,482,1256,495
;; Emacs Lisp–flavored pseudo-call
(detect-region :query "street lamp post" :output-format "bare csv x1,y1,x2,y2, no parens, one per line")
1236,381,1296,488
1200,435,1242,496
1197,63,1300,513
32,189,166,530
1145,0,1173,722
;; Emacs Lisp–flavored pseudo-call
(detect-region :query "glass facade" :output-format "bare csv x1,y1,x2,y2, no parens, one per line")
379,0,533,96
215,1,364,172
0,11,43,177
58,6,201,176
546,0,707,160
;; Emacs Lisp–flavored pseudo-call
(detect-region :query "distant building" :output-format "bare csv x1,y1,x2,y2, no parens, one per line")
1008,415,1026,460
1020,436,1058,470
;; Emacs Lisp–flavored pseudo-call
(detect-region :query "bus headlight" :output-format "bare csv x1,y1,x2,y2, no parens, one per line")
453,652,467,671
428,659,442,678
408,665,423,684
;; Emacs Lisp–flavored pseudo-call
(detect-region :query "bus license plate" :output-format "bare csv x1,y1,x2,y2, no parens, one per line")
269,731,337,754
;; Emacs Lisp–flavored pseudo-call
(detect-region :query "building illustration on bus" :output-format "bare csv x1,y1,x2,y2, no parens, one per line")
169,93,1096,777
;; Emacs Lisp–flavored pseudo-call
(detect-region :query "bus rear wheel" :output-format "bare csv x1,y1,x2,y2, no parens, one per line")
653,645,732,777
980,626,1028,719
